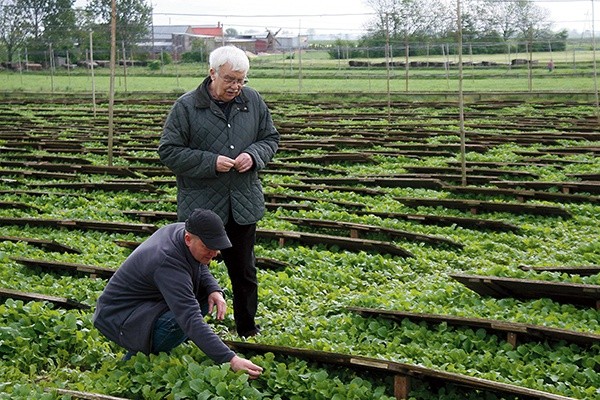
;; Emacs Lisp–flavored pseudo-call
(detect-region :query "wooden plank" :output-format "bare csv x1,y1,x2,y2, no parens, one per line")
269,182,384,196
257,229,414,258
0,217,157,234
265,202,313,211
355,211,520,232
46,388,129,400
277,153,375,164
2,153,93,164
265,193,366,210
347,306,600,347
492,180,600,195
281,217,462,248
267,161,344,175
123,210,177,223
0,235,81,253
0,161,140,177
394,197,571,218
0,189,91,199
443,185,600,205
0,169,77,179
403,165,539,179
33,181,161,193
256,257,289,271
0,201,41,211
300,177,445,190
451,274,600,308
519,264,600,276
0,287,89,310
11,256,115,279
224,341,577,400
567,173,600,181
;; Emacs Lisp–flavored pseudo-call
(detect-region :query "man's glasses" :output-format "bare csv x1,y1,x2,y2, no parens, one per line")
218,74,248,86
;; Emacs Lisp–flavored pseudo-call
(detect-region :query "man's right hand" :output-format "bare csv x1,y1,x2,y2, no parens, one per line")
216,155,236,173
230,355,263,379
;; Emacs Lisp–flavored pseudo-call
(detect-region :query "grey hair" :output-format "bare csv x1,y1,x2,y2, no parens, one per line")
209,46,249,73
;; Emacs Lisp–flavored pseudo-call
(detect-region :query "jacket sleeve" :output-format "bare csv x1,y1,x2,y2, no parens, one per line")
242,94,279,171
154,258,235,364
158,99,219,179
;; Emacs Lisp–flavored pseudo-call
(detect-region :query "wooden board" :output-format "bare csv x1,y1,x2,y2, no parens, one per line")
11,256,115,279
257,229,414,258
224,341,576,400
0,287,89,310
281,217,462,248
451,274,600,309
519,264,600,276
443,185,600,204
0,217,157,234
300,177,445,190
356,211,520,232
0,235,81,254
394,197,571,218
265,193,366,210
348,306,600,347
492,180,600,195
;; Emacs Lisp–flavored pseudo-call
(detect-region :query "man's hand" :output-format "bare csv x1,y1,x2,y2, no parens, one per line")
230,355,263,379
216,155,236,173
207,291,227,320
233,152,253,173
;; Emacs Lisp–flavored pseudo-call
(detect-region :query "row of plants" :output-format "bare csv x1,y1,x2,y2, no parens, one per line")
0,95,598,399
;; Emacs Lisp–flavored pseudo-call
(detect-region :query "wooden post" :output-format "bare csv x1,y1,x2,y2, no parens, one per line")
394,374,410,399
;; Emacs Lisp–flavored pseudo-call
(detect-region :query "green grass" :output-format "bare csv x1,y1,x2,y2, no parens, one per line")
1,49,597,95
0,70,596,95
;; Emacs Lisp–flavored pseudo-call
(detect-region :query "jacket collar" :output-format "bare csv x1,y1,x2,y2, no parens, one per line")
194,75,248,109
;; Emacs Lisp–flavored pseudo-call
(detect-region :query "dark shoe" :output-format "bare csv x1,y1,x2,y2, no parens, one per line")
239,325,260,338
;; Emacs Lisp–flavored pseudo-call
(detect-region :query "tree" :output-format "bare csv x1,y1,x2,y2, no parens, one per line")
85,0,151,58
363,0,454,57
19,0,77,61
225,28,238,37
0,0,29,62
0,0,78,63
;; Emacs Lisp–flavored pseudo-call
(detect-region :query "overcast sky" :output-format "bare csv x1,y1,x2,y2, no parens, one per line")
148,0,598,35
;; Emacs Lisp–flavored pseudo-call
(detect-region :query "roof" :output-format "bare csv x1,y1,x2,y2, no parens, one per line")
190,26,223,36
152,25,190,35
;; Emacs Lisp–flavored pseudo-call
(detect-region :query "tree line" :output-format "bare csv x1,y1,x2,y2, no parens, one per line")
0,0,151,64
0,0,570,66
328,0,568,59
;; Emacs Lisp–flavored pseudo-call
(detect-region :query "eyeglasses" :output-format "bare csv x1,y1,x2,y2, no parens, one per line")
218,74,248,86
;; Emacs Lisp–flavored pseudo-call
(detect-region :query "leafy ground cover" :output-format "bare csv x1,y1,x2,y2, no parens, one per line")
0,94,598,399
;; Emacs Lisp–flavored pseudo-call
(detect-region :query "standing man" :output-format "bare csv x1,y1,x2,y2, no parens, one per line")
158,45,280,338
93,208,263,378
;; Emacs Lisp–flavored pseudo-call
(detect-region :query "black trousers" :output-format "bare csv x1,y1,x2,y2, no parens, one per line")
220,219,258,336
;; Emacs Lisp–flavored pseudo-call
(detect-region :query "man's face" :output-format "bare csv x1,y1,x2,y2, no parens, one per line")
185,232,220,265
209,62,247,102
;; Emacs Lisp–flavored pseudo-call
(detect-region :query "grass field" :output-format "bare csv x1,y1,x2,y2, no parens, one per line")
1,49,597,95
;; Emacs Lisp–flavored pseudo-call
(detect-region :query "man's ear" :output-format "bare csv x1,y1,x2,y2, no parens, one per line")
184,231,192,246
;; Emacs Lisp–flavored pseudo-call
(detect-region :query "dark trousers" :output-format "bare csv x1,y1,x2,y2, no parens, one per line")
221,219,258,336
122,302,208,360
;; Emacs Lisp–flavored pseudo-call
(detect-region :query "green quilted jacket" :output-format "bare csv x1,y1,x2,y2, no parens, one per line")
158,77,279,224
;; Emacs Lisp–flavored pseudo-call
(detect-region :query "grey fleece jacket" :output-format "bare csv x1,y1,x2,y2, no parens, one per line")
158,76,279,223
92,223,235,364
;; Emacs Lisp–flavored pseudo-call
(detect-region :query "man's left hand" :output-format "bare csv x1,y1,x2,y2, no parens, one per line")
233,152,253,173
207,291,227,320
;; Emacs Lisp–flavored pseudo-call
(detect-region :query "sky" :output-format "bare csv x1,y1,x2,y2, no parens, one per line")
147,0,599,36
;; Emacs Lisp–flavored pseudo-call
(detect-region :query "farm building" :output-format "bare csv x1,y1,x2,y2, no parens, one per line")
141,24,308,56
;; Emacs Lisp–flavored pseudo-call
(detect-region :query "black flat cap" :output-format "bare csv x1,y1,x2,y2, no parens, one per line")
185,208,232,250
